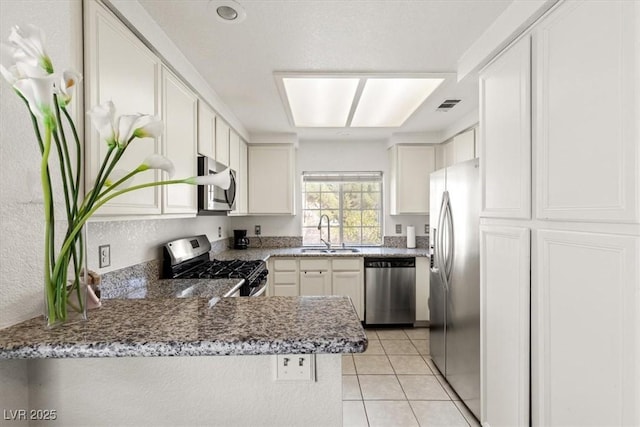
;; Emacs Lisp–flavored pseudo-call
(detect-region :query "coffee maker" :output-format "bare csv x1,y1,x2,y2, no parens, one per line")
233,229,249,250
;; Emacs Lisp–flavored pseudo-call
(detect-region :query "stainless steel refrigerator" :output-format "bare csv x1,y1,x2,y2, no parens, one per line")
429,158,480,420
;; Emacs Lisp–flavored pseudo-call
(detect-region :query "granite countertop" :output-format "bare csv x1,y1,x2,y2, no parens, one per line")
214,246,430,261
0,296,367,359
123,278,243,300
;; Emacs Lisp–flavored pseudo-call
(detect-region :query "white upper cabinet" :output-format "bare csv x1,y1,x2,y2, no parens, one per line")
389,144,436,215
85,1,162,215
248,144,295,215
453,128,476,164
197,101,216,160
534,1,638,223
237,139,249,215
227,130,243,215
161,67,198,214
479,35,531,219
215,120,230,167
436,128,477,170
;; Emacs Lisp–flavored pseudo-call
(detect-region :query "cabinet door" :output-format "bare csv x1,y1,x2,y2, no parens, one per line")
533,230,639,426
332,271,362,320
453,128,476,164
215,120,230,166
228,130,240,215
248,145,295,214
300,271,330,296
239,140,248,215
479,35,531,219
534,1,638,223
270,258,298,296
197,101,216,159
480,225,530,427
161,67,197,214
85,1,162,215
391,145,436,215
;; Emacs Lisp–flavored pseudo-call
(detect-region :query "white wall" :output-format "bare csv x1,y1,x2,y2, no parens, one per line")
230,140,430,241
27,354,341,427
0,0,83,419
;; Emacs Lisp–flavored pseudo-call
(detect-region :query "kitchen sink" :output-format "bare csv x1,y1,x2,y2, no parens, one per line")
300,248,361,254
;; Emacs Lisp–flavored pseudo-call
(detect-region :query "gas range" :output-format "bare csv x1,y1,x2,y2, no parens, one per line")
162,235,268,297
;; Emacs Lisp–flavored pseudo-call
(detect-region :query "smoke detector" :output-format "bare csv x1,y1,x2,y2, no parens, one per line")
436,99,461,112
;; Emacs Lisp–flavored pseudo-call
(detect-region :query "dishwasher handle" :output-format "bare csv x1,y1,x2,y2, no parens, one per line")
364,257,415,268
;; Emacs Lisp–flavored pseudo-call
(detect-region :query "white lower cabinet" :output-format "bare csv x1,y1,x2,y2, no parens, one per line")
480,225,530,427
533,230,639,427
268,257,365,320
270,259,298,296
331,258,363,320
299,259,331,296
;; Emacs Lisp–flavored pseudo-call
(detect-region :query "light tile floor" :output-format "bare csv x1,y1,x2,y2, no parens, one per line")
343,328,481,427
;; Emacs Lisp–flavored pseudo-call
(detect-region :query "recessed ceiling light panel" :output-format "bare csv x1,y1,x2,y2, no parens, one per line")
351,78,444,127
282,78,360,127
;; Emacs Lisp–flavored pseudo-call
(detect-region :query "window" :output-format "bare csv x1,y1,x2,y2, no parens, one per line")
302,172,383,246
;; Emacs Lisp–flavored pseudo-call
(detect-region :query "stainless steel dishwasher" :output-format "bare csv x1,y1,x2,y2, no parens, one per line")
364,257,416,325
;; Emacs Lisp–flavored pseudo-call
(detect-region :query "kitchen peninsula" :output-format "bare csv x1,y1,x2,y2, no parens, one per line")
0,294,366,426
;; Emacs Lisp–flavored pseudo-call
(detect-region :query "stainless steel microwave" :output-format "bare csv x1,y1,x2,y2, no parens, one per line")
197,156,236,213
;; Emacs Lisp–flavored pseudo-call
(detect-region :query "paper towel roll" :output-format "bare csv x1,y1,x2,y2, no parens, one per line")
406,226,416,249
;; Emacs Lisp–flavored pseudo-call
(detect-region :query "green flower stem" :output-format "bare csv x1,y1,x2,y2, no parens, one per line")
61,107,82,214
41,124,56,323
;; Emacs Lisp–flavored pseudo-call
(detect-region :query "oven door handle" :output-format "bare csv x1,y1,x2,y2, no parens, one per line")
251,283,268,297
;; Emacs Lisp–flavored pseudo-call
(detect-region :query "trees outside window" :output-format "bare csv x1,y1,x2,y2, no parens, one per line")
302,172,383,246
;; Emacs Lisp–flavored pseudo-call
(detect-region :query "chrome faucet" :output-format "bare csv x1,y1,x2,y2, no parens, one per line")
317,214,331,249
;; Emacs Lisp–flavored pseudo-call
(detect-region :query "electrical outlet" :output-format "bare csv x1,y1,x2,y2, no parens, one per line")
98,244,110,268
218,226,222,238
255,225,261,235
395,224,402,234
425,224,429,234
275,354,315,381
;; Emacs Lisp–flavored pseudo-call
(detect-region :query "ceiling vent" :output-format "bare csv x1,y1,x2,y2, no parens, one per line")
436,99,461,112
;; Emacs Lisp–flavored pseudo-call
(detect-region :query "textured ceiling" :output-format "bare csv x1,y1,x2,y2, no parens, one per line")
138,0,512,141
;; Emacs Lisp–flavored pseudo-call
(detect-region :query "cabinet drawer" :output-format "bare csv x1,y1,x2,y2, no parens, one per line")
332,258,361,271
300,259,330,271
273,259,297,271
273,271,297,284
273,285,298,297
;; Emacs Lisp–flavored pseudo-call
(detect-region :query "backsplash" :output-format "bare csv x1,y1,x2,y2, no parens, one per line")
384,235,430,249
227,236,303,249
100,259,160,299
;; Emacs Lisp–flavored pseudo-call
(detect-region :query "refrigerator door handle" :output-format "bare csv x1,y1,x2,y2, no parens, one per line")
437,192,449,285
444,196,454,283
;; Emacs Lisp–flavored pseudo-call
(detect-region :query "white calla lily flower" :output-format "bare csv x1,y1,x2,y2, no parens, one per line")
88,101,116,146
189,168,231,190
58,69,82,106
132,115,162,139
13,75,56,123
139,154,175,178
8,24,53,74
115,113,142,147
